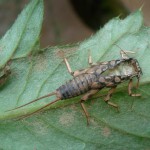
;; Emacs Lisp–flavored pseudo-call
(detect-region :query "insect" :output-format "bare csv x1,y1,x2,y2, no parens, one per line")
9,48,142,124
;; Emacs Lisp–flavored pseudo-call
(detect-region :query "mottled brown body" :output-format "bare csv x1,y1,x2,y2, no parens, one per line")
9,50,142,124
56,74,97,99
56,58,142,100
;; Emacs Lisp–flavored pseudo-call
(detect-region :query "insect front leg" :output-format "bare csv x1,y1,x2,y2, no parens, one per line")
80,89,99,125
88,50,94,66
64,58,75,76
64,58,88,77
104,87,119,110
128,79,141,97
115,44,135,59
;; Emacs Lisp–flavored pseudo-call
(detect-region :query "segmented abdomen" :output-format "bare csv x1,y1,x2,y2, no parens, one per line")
56,74,97,99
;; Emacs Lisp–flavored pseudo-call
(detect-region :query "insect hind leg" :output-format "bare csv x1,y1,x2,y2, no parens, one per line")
128,79,141,97
104,87,119,111
80,89,99,125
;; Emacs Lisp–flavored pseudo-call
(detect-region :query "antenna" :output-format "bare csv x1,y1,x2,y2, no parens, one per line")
114,43,135,59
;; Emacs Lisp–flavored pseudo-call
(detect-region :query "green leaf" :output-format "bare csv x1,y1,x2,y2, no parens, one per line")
0,3,150,150
0,0,43,67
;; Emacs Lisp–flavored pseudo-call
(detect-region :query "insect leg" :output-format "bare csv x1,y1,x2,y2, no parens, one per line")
88,50,93,66
64,58,86,77
128,79,141,97
104,87,119,110
115,44,135,59
80,103,90,125
80,89,99,125
120,50,135,59
64,58,74,76
64,58,89,77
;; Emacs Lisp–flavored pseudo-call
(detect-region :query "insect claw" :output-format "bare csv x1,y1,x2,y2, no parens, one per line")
130,93,141,97
107,101,118,108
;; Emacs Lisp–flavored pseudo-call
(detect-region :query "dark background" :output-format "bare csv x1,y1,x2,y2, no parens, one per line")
0,0,149,47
